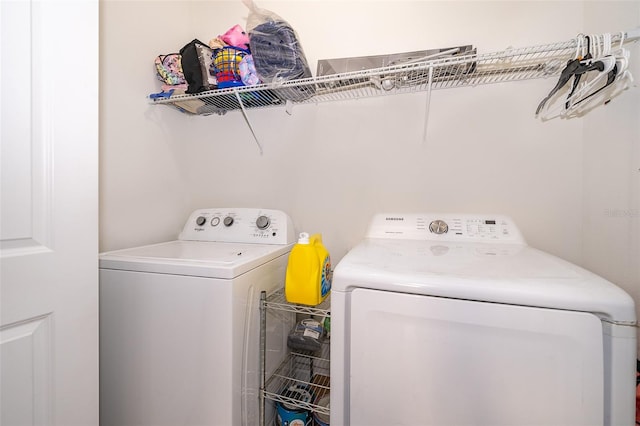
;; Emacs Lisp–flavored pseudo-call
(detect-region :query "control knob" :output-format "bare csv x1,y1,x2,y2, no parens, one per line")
223,216,234,227
429,219,449,235
256,215,270,230
196,216,207,226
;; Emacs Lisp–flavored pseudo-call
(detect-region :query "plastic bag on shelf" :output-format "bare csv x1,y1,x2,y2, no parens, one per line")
287,318,325,352
242,0,315,100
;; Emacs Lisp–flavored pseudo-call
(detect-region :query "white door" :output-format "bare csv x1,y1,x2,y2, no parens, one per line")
0,0,99,425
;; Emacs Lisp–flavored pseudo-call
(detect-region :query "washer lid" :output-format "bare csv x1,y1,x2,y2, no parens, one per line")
99,240,292,279
333,238,636,324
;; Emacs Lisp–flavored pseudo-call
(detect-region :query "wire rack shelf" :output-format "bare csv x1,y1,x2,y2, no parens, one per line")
150,41,577,115
264,288,331,317
259,289,331,425
150,28,638,153
263,343,331,416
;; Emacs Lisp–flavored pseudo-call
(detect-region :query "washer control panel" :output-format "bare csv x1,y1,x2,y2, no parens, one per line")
179,208,296,245
366,213,526,244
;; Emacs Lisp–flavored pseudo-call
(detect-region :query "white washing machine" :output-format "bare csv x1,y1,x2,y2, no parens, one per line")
331,213,637,426
99,208,295,426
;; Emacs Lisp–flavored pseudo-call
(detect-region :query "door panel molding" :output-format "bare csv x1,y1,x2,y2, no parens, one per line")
1,0,54,258
0,314,53,425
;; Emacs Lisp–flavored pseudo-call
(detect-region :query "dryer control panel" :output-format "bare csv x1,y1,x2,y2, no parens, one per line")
179,208,296,245
366,213,526,244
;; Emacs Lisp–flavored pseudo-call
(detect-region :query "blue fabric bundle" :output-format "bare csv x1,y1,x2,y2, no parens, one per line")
249,20,315,101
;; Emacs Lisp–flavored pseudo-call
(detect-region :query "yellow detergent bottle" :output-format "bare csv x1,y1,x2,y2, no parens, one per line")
285,232,332,306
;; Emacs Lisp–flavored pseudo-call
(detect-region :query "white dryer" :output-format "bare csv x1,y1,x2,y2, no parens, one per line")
99,208,295,426
331,213,636,426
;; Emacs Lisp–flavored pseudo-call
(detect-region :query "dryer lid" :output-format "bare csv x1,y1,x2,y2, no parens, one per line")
99,240,292,279
334,214,636,325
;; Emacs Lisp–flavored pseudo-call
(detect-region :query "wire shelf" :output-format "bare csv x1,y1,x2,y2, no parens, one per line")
264,288,331,317
157,29,638,150
263,343,331,416
150,38,582,115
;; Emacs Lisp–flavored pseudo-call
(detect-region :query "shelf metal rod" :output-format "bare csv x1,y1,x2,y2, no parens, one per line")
624,27,640,42
422,66,434,145
234,90,264,155
259,291,266,426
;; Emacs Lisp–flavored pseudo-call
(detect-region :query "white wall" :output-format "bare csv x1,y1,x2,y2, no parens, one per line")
100,0,639,336
581,1,640,323
100,1,196,250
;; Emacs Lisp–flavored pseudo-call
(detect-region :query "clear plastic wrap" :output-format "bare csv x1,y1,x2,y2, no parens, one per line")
242,0,315,100
287,318,325,352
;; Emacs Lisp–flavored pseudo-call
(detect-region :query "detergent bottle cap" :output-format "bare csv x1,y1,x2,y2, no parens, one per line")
297,232,310,244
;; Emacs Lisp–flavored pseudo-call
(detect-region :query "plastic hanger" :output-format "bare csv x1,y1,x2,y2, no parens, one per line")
562,34,632,117
535,58,583,116
563,54,616,109
563,55,633,118
535,34,600,117
564,35,596,108
537,32,634,120
563,35,610,102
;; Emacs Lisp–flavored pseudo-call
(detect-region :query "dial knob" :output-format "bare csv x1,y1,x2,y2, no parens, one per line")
223,216,234,227
210,217,220,227
196,216,207,226
429,219,449,235
256,215,270,230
